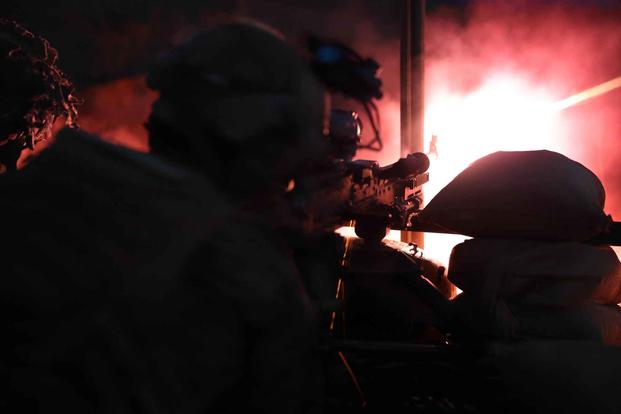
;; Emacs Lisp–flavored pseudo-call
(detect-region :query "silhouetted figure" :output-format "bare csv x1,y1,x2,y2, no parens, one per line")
1,22,328,413
428,134,438,159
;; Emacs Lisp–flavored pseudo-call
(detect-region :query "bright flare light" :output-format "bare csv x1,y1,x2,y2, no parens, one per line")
335,226,402,241
422,74,566,266
554,75,621,111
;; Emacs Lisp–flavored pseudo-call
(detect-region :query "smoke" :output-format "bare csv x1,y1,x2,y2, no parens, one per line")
339,1,621,207
324,1,621,262
425,1,621,197
419,1,621,262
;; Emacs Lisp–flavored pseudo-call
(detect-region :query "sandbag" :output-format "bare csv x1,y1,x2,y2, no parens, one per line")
490,341,621,414
517,304,621,345
416,150,611,241
448,238,621,307
452,293,621,344
450,292,519,338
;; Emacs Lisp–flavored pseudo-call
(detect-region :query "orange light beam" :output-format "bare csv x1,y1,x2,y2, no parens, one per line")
554,75,621,111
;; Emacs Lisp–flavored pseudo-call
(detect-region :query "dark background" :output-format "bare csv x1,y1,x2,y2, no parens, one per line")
3,0,469,85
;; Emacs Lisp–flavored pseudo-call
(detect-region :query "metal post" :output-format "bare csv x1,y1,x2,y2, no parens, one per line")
401,0,426,246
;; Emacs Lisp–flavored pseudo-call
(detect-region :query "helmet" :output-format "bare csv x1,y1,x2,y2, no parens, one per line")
146,21,329,195
0,19,79,170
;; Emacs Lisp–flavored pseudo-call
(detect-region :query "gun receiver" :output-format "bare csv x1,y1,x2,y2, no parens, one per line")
343,152,430,241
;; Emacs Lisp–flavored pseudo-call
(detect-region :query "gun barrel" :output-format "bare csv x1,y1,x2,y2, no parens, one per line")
409,219,621,247
378,152,430,180
588,221,621,246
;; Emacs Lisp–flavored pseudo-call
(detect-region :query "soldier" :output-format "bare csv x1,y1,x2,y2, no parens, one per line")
1,22,328,413
145,22,330,412
0,19,78,173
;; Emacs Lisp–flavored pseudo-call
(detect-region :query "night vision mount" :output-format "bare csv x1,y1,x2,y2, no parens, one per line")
308,35,384,153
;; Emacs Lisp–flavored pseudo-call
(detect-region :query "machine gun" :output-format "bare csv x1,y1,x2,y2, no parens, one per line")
340,152,430,242
307,37,428,239
302,36,509,413
297,108,430,242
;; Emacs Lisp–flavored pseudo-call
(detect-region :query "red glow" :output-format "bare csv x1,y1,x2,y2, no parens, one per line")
77,76,157,152
378,2,621,266
422,74,566,264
